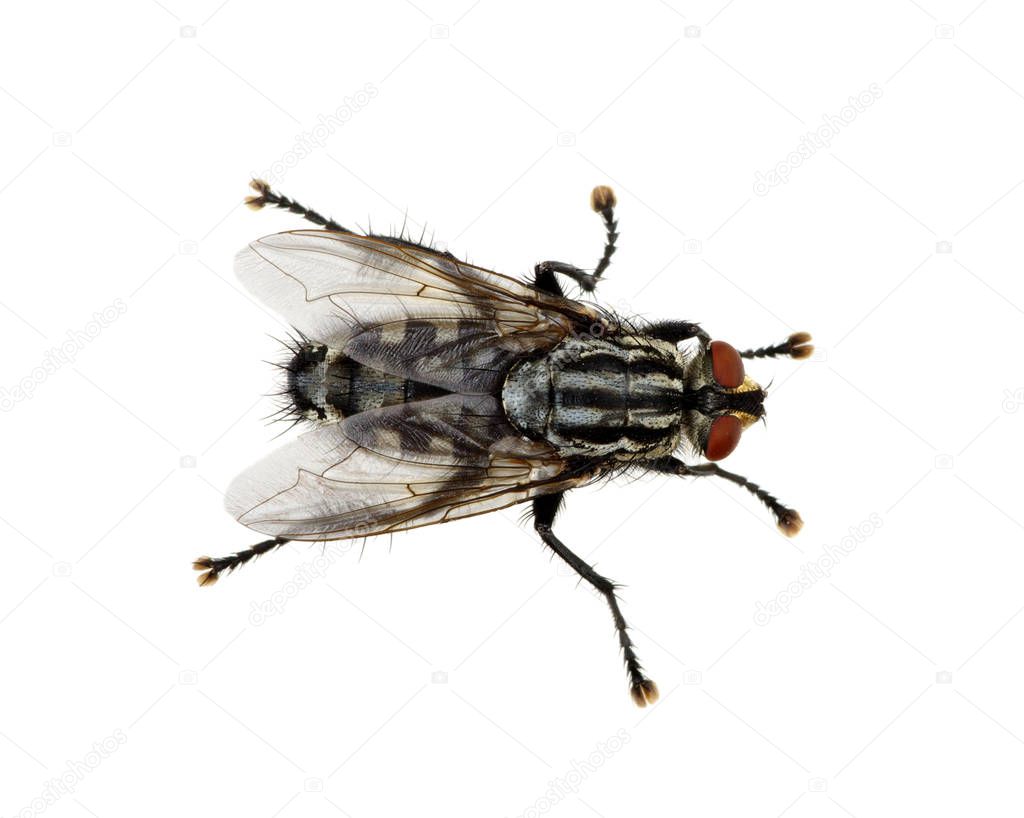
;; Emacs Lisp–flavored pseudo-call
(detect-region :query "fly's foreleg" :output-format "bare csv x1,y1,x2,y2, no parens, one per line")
645,320,710,345
532,185,619,296
650,457,803,536
588,185,618,281
532,493,659,707
193,536,291,586
533,261,579,297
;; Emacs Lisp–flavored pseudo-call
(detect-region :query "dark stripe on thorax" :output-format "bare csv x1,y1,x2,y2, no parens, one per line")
556,388,680,412
556,423,671,446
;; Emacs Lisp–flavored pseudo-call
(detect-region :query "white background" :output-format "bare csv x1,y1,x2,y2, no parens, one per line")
2,1,1023,816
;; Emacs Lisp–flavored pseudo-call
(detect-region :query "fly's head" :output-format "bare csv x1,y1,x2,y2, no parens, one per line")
679,335,810,462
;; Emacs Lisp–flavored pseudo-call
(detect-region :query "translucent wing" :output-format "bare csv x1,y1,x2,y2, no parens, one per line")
235,230,607,392
225,394,594,539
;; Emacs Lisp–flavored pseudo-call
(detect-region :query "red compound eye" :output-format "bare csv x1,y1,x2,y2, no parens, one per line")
710,340,745,388
705,414,742,461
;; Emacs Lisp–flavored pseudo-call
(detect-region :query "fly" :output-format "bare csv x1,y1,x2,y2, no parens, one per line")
194,179,813,707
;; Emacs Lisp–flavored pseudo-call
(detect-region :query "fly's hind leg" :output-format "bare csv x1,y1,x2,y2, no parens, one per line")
532,493,658,707
193,536,291,586
532,185,619,297
244,179,354,234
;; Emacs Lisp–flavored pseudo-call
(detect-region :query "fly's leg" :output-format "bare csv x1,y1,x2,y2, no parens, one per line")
532,185,619,296
740,332,814,361
646,325,812,356
246,179,458,257
645,320,710,345
245,179,354,234
193,536,291,587
532,493,659,707
650,458,803,536
589,185,619,281
532,261,574,297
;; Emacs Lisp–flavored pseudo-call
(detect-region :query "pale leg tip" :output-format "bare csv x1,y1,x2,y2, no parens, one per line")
630,678,659,707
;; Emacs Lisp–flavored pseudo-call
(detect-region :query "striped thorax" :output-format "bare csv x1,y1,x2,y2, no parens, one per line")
502,334,688,459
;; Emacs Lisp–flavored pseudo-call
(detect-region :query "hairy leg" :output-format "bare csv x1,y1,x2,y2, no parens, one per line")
532,493,659,707
193,537,291,586
532,185,620,296
649,458,803,536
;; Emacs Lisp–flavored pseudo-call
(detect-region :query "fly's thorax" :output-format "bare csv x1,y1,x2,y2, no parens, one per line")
501,333,687,458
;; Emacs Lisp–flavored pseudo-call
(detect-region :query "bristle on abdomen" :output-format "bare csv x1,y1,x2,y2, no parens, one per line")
284,341,337,423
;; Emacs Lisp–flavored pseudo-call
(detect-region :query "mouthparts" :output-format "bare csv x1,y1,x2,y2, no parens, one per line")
682,384,766,419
